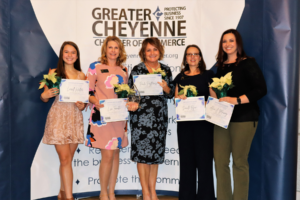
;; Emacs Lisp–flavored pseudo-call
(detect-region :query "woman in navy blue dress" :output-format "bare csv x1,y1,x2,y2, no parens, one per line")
173,45,215,200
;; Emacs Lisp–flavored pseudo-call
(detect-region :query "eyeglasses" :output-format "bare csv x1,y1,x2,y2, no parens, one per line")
186,53,200,57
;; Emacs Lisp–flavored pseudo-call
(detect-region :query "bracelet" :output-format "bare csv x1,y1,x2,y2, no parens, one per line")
237,97,241,105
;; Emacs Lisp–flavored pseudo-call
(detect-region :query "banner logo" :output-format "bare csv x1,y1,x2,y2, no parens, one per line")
92,6,187,47
153,6,163,21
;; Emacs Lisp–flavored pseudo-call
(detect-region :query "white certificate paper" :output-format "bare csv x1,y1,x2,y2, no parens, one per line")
175,96,206,121
99,98,128,123
133,74,163,96
59,79,89,103
205,96,234,129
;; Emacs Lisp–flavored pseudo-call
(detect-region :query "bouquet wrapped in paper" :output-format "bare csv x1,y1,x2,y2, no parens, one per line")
178,85,198,97
113,84,136,98
209,72,234,98
38,69,61,90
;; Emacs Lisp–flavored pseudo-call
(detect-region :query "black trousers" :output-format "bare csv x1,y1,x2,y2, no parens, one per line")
177,121,215,200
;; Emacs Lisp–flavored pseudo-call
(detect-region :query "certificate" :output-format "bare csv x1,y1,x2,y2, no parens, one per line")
99,98,128,123
205,96,234,129
133,74,163,96
175,96,206,121
59,79,89,103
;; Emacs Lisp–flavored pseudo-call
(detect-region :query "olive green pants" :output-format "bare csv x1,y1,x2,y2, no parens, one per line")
214,121,257,200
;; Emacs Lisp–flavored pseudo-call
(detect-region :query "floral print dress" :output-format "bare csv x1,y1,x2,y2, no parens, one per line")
128,62,174,164
85,61,128,149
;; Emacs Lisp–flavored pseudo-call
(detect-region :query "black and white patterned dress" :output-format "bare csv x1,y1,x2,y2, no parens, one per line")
128,62,174,164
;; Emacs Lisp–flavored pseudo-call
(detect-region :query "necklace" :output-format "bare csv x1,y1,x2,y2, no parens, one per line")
146,62,160,72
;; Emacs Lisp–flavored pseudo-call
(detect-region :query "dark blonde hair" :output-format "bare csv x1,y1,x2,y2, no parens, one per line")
100,36,127,66
56,41,81,78
139,37,164,62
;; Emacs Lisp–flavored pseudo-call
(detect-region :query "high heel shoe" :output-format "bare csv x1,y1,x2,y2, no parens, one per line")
58,190,66,200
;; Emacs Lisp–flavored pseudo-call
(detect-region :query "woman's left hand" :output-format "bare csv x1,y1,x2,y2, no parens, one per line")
158,80,171,94
126,102,139,111
219,97,237,105
75,101,86,111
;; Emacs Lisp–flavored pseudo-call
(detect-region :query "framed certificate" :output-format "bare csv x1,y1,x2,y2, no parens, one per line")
133,74,163,96
175,96,206,121
205,96,234,129
99,98,128,123
59,79,89,103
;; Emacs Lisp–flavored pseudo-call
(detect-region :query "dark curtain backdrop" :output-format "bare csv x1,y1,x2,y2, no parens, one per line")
237,1,299,199
0,0,299,199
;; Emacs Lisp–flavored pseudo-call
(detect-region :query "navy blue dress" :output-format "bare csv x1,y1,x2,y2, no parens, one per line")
128,62,174,164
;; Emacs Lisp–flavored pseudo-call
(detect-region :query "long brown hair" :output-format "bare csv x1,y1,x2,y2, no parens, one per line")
216,29,248,67
139,37,165,62
56,41,81,78
181,44,206,74
100,36,127,66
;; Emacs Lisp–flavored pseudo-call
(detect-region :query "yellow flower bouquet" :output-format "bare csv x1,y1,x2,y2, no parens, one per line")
209,72,234,98
113,84,136,98
148,68,166,77
38,69,61,89
178,85,198,97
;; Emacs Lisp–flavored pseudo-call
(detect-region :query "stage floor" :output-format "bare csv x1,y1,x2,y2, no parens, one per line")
80,195,178,200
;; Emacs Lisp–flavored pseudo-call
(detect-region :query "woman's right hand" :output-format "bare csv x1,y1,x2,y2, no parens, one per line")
174,84,187,100
177,94,187,100
94,101,104,110
89,96,104,110
41,88,59,100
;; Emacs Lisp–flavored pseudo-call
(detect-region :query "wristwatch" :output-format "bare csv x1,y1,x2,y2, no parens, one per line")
237,97,241,105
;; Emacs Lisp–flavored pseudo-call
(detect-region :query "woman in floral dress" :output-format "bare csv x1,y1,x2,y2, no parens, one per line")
128,37,174,200
86,36,128,200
